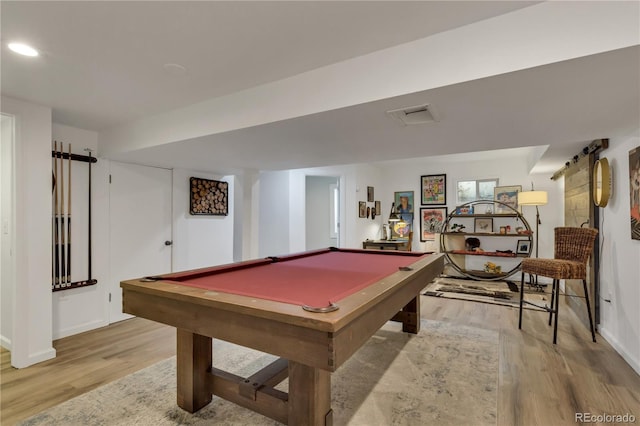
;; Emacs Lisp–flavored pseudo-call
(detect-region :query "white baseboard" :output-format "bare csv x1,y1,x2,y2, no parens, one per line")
599,327,640,376
0,334,11,350
53,318,109,340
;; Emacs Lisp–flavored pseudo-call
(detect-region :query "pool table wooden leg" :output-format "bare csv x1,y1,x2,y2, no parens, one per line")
176,329,212,413
390,295,421,334
288,360,333,426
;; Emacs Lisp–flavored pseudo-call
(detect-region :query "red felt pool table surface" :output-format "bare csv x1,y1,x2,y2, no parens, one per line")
162,249,426,308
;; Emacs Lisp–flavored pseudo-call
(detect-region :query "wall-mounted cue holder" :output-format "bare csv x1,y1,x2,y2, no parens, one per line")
51,141,98,292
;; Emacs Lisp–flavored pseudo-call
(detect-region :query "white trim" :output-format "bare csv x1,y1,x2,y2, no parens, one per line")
599,327,640,376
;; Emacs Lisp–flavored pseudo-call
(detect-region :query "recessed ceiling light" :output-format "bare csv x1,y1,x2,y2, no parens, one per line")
8,42,39,57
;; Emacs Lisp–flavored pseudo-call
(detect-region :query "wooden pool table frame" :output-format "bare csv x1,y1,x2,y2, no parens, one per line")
121,248,444,425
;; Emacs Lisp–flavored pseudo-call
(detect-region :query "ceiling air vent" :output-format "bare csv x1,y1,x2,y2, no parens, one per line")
386,103,439,126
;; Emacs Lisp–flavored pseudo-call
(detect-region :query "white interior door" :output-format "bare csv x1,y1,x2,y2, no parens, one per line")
109,162,172,323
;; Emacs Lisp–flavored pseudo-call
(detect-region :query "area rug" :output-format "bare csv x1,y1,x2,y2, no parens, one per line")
20,320,498,426
424,276,548,311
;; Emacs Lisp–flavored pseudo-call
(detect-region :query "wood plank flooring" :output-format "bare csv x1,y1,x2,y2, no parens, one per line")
1,297,639,425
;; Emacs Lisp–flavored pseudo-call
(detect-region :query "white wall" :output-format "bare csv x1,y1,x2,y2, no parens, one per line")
1,114,15,349
172,169,235,271
1,96,56,368
598,131,640,375
258,170,291,257
51,124,111,339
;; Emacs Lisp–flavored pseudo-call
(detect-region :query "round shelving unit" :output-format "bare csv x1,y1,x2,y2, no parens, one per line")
439,200,533,281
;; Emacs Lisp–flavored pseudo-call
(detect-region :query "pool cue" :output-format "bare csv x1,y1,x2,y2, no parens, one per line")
59,142,66,286
66,143,72,284
53,141,59,286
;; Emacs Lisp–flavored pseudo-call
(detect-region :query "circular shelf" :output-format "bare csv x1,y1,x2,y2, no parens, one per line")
439,200,533,281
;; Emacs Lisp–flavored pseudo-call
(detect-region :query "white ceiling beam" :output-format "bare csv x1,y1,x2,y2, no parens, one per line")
99,1,639,158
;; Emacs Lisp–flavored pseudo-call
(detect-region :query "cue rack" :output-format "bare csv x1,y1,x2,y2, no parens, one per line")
51,141,98,292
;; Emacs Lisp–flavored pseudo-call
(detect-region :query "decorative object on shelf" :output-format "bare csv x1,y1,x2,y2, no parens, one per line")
367,186,374,202
474,217,493,233
359,201,366,218
518,186,548,258
419,207,447,241
440,199,532,281
516,240,531,254
465,237,481,251
190,177,228,215
630,146,640,240
484,262,502,274
494,185,522,213
499,226,507,234
450,223,465,232
455,205,474,215
420,174,446,205
592,158,611,207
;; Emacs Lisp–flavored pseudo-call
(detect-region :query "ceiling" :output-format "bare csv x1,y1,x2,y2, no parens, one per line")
2,1,638,175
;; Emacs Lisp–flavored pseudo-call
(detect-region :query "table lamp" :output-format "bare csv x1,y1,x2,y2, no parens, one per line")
388,202,400,240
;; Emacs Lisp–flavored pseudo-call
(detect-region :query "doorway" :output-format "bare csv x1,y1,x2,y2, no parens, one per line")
108,162,173,323
305,176,339,250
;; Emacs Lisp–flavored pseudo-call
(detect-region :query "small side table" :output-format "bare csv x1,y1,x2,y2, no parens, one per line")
362,240,408,251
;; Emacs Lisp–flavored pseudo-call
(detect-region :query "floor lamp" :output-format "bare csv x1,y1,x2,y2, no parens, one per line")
518,190,548,287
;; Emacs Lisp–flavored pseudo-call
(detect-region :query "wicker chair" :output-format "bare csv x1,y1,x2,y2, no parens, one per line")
518,227,598,344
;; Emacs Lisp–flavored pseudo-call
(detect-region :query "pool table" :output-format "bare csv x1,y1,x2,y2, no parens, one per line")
121,247,443,425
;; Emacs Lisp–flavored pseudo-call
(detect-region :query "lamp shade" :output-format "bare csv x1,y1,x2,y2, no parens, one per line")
389,202,400,222
518,190,548,206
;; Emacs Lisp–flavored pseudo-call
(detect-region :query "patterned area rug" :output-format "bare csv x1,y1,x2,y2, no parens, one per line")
20,320,498,426
424,276,548,311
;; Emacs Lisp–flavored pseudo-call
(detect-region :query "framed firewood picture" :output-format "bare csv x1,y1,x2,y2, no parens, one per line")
190,177,228,215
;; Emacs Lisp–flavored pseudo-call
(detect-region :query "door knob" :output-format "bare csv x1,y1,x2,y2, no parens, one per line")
164,240,173,246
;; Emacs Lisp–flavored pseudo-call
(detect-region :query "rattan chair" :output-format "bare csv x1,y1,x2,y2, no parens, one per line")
518,227,598,344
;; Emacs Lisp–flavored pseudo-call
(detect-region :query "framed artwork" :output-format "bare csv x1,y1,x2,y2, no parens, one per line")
474,217,493,233
358,201,366,218
630,146,640,240
394,191,414,223
367,186,374,202
189,177,228,215
420,207,447,241
494,185,522,213
516,239,532,254
374,200,381,215
421,174,446,205
391,216,413,239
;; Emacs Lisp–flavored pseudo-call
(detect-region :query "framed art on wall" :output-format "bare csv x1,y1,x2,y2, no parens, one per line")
420,207,447,241
494,185,522,213
394,191,414,222
630,146,640,240
359,201,366,218
367,186,374,202
189,177,228,215
421,174,446,205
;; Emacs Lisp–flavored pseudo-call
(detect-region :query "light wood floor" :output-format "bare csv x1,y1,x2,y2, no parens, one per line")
2,297,639,425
